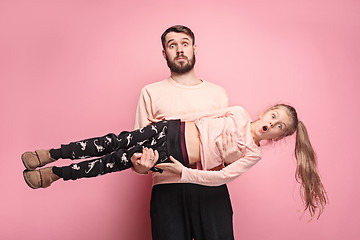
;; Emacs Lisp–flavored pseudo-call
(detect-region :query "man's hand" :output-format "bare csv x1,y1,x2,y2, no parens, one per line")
216,131,244,164
131,148,159,174
156,156,184,175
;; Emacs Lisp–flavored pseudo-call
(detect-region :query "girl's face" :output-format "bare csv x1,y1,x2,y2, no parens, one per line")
253,107,292,142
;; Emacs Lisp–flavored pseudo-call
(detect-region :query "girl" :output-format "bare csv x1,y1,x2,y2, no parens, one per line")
22,104,328,219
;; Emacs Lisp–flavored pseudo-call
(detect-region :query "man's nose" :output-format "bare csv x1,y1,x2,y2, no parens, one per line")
177,46,184,54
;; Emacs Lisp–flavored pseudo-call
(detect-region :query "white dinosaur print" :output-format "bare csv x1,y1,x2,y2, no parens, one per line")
85,160,100,174
158,126,167,139
126,134,133,146
121,153,128,164
151,125,158,133
105,136,112,145
76,141,88,150
106,162,115,169
137,139,148,146
72,151,90,159
94,139,105,152
71,164,80,170
127,145,136,151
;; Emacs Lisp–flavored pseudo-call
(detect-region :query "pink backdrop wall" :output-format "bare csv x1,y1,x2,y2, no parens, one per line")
1,0,359,239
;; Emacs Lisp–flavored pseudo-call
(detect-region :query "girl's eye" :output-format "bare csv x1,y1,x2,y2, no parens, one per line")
277,124,282,129
272,114,275,119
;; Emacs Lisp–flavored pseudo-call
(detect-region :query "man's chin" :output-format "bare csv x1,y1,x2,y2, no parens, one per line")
171,62,194,73
171,66,193,74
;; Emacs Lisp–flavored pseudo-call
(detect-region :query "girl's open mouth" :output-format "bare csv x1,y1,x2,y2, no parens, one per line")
262,125,268,132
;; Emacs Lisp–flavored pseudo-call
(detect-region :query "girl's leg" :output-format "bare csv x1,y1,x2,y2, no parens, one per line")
56,132,131,160
22,131,135,170
53,121,171,180
56,120,170,160
22,121,172,188
53,149,132,180
23,149,134,188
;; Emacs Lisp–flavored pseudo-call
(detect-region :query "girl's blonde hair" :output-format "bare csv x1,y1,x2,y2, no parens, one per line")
271,104,328,219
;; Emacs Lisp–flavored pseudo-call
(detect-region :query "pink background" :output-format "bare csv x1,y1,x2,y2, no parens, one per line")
1,0,360,239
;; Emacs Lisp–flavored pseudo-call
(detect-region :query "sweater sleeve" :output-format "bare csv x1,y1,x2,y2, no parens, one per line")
176,106,241,123
219,87,229,108
181,151,261,186
134,87,153,129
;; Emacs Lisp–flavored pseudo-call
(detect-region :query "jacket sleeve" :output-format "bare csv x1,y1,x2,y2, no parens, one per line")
134,87,153,129
180,152,261,186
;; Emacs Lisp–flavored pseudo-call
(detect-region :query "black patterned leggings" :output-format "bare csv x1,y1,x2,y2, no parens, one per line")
52,120,184,181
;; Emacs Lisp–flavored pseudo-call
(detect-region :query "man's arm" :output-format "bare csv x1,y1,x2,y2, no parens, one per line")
134,87,153,129
132,87,157,174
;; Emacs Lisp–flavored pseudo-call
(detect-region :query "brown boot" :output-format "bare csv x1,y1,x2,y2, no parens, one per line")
23,167,60,189
21,150,56,170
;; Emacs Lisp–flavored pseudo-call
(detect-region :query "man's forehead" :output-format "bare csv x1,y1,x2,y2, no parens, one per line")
165,32,192,43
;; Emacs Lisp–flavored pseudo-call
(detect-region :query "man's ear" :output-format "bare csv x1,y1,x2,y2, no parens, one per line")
162,49,166,60
193,45,197,55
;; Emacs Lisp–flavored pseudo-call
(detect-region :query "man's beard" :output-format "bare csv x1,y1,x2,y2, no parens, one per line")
166,54,196,74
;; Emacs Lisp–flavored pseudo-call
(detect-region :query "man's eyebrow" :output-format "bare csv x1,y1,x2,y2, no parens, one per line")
166,39,175,45
166,37,191,45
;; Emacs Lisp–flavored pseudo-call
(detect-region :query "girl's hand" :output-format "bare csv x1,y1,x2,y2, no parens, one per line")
216,130,245,164
156,156,184,175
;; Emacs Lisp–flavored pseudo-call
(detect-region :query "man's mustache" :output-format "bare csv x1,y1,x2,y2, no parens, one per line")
175,54,188,60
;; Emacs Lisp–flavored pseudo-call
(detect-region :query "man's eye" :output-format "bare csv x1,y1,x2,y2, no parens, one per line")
272,114,275,119
277,124,282,129
183,43,188,46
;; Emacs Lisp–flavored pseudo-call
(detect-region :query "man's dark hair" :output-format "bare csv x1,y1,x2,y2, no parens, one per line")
161,25,195,49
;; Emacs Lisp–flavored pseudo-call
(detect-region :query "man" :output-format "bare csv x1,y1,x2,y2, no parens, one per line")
131,25,236,240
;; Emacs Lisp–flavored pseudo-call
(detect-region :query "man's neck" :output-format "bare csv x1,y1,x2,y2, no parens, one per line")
170,70,202,86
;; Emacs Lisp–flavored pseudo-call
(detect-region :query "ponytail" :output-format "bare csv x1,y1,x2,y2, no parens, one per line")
295,121,328,219
268,104,328,219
